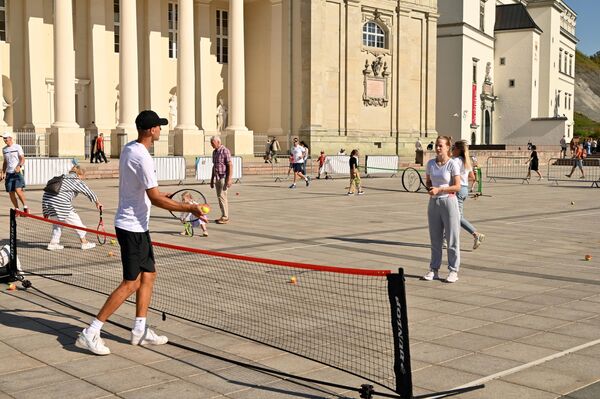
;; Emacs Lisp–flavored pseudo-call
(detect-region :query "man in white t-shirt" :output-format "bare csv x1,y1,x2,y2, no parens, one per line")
76,110,204,356
289,138,310,188
1,132,29,213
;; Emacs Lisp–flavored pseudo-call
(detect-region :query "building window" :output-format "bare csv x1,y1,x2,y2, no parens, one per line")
216,10,228,64
168,2,178,59
563,51,568,73
509,79,515,87
113,0,120,53
569,55,573,76
500,57,506,65
0,0,6,42
480,0,486,32
564,92,568,108
362,21,385,48
558,49,562,72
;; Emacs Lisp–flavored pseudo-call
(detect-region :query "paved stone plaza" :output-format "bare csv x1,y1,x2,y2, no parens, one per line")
0,174,599,399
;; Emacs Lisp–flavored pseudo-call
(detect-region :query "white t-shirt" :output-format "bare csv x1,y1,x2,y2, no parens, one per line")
115,141,158,232
2,144,24,173
291,145,305,163
453,157,472,186
426,158,459,198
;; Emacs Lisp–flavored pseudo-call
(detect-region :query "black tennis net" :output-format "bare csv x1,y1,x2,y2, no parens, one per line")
9,210,412,397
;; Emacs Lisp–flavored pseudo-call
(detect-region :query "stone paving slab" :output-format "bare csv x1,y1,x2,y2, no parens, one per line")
0,176,599,398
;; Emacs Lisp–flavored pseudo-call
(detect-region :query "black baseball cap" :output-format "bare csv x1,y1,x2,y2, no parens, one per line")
135,110,168,130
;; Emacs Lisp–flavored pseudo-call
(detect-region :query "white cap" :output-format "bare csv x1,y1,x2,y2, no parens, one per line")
1,132,13,139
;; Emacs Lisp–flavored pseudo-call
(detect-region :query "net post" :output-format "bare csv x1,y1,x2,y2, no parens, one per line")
8,208,18,278
387,268,413,399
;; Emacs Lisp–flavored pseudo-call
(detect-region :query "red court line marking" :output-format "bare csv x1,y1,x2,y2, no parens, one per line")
15,210,391,276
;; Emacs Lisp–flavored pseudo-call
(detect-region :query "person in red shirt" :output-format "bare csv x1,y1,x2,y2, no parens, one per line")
94,133,109,163
316,151,327,179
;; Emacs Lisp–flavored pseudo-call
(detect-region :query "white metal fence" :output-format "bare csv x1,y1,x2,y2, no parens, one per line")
365,155,399,177
23,158,73,186
195,156,243,183
14,131,49,157
153,156,186,183
323,155,350,178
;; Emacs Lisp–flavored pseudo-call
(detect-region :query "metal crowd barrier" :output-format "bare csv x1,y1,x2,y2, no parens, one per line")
323,155,350,179
23,158,73,186
153,156,185,184
547,157,600,187
195,156,243,183
365,155,399,177
485,156,529,183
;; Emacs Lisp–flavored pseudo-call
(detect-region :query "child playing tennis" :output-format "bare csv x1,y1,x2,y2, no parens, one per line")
180,191,208,237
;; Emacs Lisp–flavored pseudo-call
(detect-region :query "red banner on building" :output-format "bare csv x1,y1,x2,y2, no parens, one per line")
471,84,477,126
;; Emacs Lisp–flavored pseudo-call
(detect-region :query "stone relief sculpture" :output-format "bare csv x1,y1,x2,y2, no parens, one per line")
484,62,492,84
216,98,227,132
114,94,120,125
169,94,178,129
363,56,390,107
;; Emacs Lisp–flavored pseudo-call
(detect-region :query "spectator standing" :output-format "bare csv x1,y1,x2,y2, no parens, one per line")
210,136,233,224
422,136,461,283
585,138,592,155
1,132,29,214
526,145,543,180
90,133,98,163
415,137,424,165
270,137,280,162
95,133,109,163
559,135,567,159
347,149,364,196
264,139,272,163
426,141,434,151
592,138,597,154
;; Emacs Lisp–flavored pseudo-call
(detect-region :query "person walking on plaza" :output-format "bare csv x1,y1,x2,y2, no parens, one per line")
1,132,29,214
526,144,543,180
289,138,310,189
300,140,309,176
210,136,233,224
559,135,567,159
43,165,101,251
264,138,272,163
76,110,204,355
94,132,109,163
565,142,586,179
422,136,461,283
347,149,364,196
316,150,327,179
270,137,280,163
452,140,485,250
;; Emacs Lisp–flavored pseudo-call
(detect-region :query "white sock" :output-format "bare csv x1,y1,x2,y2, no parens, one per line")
85,318,104,335
133,317,146,333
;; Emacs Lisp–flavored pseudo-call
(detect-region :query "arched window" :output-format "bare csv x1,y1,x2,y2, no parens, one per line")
362,22,385,48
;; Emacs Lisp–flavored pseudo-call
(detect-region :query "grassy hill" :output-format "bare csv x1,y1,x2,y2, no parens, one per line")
574,50,600,137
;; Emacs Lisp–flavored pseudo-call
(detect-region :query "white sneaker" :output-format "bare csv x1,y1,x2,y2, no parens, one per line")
442,238,448,249
47,243,64,251
422,270,439,281
81,242,96,250
446,271,459,283
131,327,168,346
75,330,110,355
473,233,485,250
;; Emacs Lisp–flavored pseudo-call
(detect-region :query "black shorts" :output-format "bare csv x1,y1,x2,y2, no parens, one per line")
115,227,156,281
293,163,304,173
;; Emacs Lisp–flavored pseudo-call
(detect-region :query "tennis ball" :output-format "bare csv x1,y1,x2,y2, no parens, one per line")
570,201,575,205
108,251,114,257
585,254,592,261
110,239,117,245
200,204,211,214
236,192,240,196
7,283,16,291
289,276,297,284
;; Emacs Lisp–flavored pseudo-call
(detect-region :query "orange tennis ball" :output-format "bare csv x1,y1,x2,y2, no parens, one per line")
7,283,16,291
108,251,114,257
200,204,211,214
236,192,240,196
289,276,297,284
585,254,592,261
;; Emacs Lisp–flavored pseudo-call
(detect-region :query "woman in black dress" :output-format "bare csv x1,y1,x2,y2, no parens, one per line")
526,145,543,180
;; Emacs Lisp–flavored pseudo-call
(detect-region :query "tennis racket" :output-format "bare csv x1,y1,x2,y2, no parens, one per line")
168,188,208,223
97,206,107,245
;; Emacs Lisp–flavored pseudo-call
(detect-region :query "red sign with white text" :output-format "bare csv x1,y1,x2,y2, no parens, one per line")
471,84,477,125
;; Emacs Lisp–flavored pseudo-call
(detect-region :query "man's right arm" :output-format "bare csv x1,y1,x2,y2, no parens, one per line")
147,187,203,217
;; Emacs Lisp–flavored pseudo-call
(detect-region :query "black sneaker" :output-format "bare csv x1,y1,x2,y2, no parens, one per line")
305,177,310,187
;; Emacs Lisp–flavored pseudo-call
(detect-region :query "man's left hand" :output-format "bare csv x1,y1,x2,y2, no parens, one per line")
226,179,232,188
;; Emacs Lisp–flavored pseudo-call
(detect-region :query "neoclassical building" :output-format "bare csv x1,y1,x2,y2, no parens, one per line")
436,0,577,145
0,0,438,157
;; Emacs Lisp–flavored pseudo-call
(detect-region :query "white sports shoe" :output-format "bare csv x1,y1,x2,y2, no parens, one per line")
473,233,486,250
75,330,110,355
81,242,96,250
47,243,64,251
131,327,168,346
422,270,439,281
446,271,459,283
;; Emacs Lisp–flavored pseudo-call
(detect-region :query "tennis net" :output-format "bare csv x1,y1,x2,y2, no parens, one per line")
9,210,412,397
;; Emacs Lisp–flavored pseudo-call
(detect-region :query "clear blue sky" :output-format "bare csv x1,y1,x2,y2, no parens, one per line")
566,0,599,55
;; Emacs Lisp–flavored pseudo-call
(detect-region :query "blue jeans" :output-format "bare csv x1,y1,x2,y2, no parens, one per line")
457,186,477,235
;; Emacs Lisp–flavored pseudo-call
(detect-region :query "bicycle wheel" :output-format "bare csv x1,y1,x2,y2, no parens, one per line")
402,167,424,192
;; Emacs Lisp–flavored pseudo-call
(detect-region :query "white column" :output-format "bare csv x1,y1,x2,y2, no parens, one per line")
227,0,247,131
52,0,77,128
117,0,138,129
176,0,197,129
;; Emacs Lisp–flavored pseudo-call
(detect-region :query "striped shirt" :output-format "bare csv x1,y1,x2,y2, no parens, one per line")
42,173,98,220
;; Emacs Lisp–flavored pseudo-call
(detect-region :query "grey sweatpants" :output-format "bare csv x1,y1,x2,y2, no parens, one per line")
428,196,460,272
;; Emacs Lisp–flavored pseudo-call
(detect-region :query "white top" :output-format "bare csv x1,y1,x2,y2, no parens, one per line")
453,157,471,186
291,145,306,163
115,141,158,232
426,158,459,198
2,144,24,173
415,140,423,151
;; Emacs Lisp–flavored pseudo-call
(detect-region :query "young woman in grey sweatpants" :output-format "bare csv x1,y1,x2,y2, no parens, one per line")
423,136,462,283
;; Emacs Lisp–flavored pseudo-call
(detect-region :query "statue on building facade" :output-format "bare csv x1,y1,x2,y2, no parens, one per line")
216,98,227,132
484,62,492,84
169,94,178,129
114,94,119,125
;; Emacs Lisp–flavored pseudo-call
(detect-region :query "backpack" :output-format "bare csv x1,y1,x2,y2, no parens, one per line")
43,175,65,194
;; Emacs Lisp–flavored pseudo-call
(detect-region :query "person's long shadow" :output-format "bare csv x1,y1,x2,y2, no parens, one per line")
332,236,431,249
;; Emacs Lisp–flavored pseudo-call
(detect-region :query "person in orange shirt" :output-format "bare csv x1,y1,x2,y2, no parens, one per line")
566,143,585,179
94,133,109,163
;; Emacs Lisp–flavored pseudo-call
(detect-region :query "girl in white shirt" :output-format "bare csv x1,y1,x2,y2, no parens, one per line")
423,136,462,283
452,140,485,250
